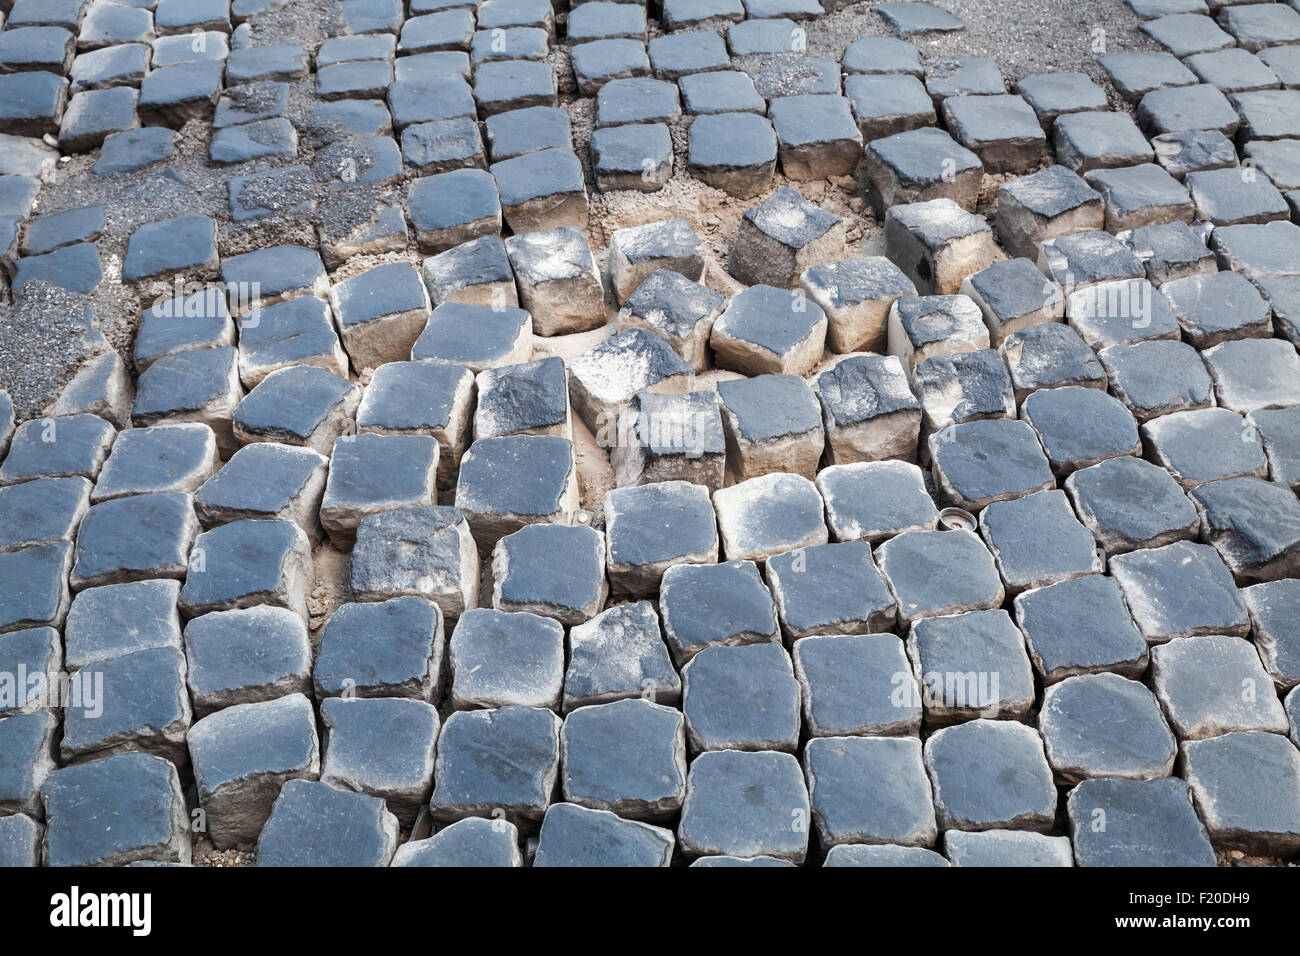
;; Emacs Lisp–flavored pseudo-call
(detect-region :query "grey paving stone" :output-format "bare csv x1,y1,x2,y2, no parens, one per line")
1248,404,1300,492
1203,337,1300,414
194,441,326,542
875,0,964,34
1210,220,1300,283
766,540,898,640
559,698,685,819
397,9,474,55
155,0,231,34
473,58,557,117
816,460,938,545
1219,2,1300,52
183,605,311,716
1122,221,1218,287
861,126,983,215
885,198,996,297
1098,339,1212,422
470,26,548,64
1259,43,1300,87
594,75,677,129
1142,407,1267,492
482,107,570,165
924,719,1056,832
179,518,310,624
793,632,919,737
150,31,229,68
1244,139,1300,193
716,373,821,482
916,348,1015,450
401,116,484,173
455,435,577,554
0,25,76,74
504,227,603,335
944,829,1074,866
1014,71,1108,130
60,645,191,766
231,364,358,456
407,167,501,253
1084,163,1194,233
70,492,198,591
874,529,1004,626
725,17,802,55
328,262,431,373
730,188,843,292
318,198,408,271
1241,579,1300,691
1021,386,1141,477
0,413,116,488
659,560,778,665
490,146,586,233
90,423,216,503
823,843,948,866
924,55,1004,103
567,329,693,432
1013,573,1149,684
0,624,62,715
474,357,568,442
1191,475,1300,584
679,70,762,117
138,60,223,127
64,578,181,672
764,93,861,181
391,817,522,867
1150,128,1238,184
1186,165,1291,227
40,752,190,866
960,259,1062,349
491,523,605,626
563,600,680,712
1142,12,1234,56
1066,278,1182,349
57,86,138,153
589,121,673,192
316,597,445,702
222,245,330,313
419,237,520,312
907,608,1035,724
939,93,1044,175
995,165,1104,261
842,34,924,76
609,219,705,306
798,256,916,355
213,80,288,130
257,780,398,867
712,471,828,565
678,749,808,862
0,813,41,868
186,693,318,848
335,0,404,34
0,709,56,818
0,543,73,635
979,489,1102,594
226,43,309,83
661,0,744,29
692,853,797,866
94,125,177,174
685,110,778,199
349,506,477,625
1039,672,1177,784
12,241,103,297
1065,454,1198,557
0,476,90,555
803,735,936,851
448,607,564,712
929,418,1055,512
237,296,348,389
569,38,650,95
303,99,393,147
45,349,132,429
533,802,673,867
1111,540,1249,643
609,390,726,491
1067,776,1216,866
1138,83,1241,141
1181,730,1300,854
681,641,799,752
1051,112,1154,179
711,285,826,378
1185,47,1280,94
429,704,561,825
0,71,68,139
319,433,439,548
320,696,439,827
317,59,394,100
648,30,729,79
122,213,218,283
841,73,934,144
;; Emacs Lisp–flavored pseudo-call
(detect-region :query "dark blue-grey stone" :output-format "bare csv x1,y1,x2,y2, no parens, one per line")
793,632,920,738
1013,573,1148,684
1160,269,1272,347
60,646,191,766
13,242,102,296
1039,672,1176,784
816,460,938,544
210,117,298,164
1190,475,1300,584
569,38,650,95
0,710,57,817
908,608,1036,724
429,704,561,824
682,641,799,752
679,749,809,862
0,813,41,867
1064,454,1199,555
0,626,61,715
804,735,937,848
647,31,729,79
1068,776,1216,866
187,692,319,848
924,719,1056,831
875,529,1003,625
559,698,686,819
23,205,105,257
123,214,218,283
533,803,673,867
1180,730,1300,854
563,601,681,713
183,605,312,716
349,506,477,623
65,578,181,672
448,608,564,711
178,518,310,622
257,780,398,866
766,540,897,640
391,816,522,867
70,492,198,590
231,364,358,452
658,560,777,665
454,435,575,552
483,105,571,162
929,418,1055,512
41,751,190,866
316,597,444,701
824,843,948,866
1021,385,1141,476
979,489,1101,593
1242,579,1300,691
94,127,178,175
221,244,327,305
0,543,72,635
472,356,567,440
138,60,223,128
1000,322,1106,402
0,476,91,554
492,523,605,626
226,43,310,83
320,696,439,826
1110,540,1249,643
133,287,234,370
194,442,326,534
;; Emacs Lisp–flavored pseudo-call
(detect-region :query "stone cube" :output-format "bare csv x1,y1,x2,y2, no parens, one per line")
559,698,685,819
316,597,445,701
716,373,822,482
455,435,578,554
504,227,603,336
874,529,1004,626
1013,573,1149,684
1067,776,1216,867
685,111,777,199
231,365,360,456
349,507,478,625
319,433,439,548
804,736,937,850
1110,540,1249,643
257,780,398,867
1039,673,1177,783
923,719,1056,832
907,609,1036,724
183,605,311,716
490,147,586,233
1098,340,1212,422
193,442,327,542
70,492,198,591
678,749,808,862
861,127,983,215
609,390,726,492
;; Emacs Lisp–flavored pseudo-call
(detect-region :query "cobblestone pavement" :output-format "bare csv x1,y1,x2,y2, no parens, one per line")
1,0,1299,868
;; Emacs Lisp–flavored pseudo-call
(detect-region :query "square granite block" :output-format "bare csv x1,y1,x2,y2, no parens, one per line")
315,596,445,701
1013,573,1149,685
793,633,921,737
